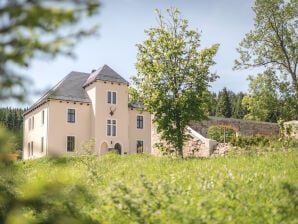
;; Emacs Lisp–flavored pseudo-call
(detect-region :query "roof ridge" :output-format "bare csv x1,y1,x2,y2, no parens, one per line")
83,64,128,87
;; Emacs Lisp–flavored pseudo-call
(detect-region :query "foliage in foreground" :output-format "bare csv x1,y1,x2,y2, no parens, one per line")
1,147,297,223
0,0,100,101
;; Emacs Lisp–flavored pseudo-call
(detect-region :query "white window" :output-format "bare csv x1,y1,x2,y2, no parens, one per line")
29,118,31,130
137,115,143,129
137,140,144,153
107,119,116,136
32,116,34,129
41,137,44,153
67,109,75,123
67,136,75,152
42,110,45,124
28,142,30,157
107,91,116,104
30,141,33,156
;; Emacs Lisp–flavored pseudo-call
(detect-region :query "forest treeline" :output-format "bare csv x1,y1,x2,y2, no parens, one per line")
208,88,247,119
208,87,296,123
0,107,26,153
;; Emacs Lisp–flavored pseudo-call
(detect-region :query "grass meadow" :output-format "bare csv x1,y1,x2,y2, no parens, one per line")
4,150,297,223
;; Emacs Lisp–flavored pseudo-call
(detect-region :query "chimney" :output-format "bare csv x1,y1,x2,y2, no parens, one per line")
91,69,96,73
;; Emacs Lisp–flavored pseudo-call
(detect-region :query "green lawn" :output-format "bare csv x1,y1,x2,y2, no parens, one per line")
3,150,298,223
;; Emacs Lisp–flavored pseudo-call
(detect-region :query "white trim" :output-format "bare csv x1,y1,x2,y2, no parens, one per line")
106,90,117,105
106,118,117,137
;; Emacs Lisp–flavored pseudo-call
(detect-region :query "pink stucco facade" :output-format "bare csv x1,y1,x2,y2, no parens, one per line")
23,66,152,159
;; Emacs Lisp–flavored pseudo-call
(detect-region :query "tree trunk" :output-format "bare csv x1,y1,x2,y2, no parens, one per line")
292,79,298,120
175,117,184,158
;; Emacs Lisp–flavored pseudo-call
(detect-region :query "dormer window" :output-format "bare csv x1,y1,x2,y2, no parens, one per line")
107,91,116,104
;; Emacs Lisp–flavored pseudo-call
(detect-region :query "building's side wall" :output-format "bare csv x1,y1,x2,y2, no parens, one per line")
85,85,96,141
47,100,92,155
128,109,152,154
86,80,129,154
23,103,49,160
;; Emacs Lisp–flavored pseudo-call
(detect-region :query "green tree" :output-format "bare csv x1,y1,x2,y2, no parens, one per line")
234,0,298,118
0,0,100,101
130,8,219,156
232,92,247,119
242,69,295,122
216,87,232,118
207,92,217,116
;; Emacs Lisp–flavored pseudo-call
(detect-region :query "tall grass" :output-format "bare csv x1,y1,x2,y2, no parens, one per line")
13,151,298,223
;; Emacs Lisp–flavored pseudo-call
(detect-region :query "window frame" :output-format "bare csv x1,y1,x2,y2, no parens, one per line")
107,119,117,136
30,141,33,156
41,110,45,125
28,142,30,157
137,140,144,153
107,91,117,104
137,115,144,129
67,108,76,123
67,136,75,152
41,137,44,153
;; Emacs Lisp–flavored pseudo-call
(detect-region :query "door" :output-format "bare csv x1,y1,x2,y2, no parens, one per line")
114,143,121,154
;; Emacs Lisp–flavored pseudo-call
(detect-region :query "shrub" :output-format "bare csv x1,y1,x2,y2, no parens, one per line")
208,126,236,143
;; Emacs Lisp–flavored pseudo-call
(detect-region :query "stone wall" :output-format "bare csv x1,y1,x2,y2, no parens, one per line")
150,117,280,158
182,137,210,157
190,116,279,137
151,124,216,157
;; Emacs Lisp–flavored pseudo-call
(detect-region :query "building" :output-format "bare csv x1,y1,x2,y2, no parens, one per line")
23,65,152,159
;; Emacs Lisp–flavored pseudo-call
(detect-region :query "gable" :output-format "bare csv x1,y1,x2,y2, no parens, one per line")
83,64,128,87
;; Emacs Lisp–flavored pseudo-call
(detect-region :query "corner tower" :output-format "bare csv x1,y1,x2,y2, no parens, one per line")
83,65,129,154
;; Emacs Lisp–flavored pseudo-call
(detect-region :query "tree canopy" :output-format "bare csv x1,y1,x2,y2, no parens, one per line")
242,70,295,122
234,0,298,118
0,0,100,101
130,8,219,156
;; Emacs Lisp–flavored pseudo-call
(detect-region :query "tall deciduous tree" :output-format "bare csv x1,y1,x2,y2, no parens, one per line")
130,8,219,156
242,69,295,122
0,0,100,101
234,0,298,118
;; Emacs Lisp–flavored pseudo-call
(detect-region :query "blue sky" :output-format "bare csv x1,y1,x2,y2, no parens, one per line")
5,0,255,108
